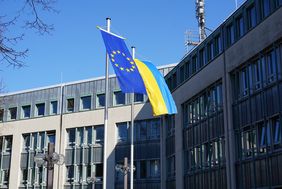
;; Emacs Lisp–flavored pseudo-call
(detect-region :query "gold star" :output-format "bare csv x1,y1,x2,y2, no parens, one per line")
112,51,116,54
126,57,130,61
110,54,114,58
115,64,119,67
117,50,121,54
122,53,126,56
111,59,115,62
120,67,124,70
126,68,130,72
130,61,134,65
130,68,134,71
132,66,135,69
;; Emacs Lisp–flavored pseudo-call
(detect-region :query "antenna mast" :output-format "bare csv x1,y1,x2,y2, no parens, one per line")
196,0,206,41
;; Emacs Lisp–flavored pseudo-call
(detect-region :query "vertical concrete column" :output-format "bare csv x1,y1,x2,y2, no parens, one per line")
223,53,236,189
175,109,183,189
8,132,22,188
160,116,166,189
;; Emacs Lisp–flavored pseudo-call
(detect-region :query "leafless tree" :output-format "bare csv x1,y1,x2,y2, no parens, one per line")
0,0,58,68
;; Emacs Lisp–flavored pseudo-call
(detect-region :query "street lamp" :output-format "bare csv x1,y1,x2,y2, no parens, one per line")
34,143,65,189
115,157,135,189
87,172,96,189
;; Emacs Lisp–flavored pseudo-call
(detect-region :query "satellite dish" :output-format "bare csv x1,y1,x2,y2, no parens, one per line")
52,152,65,165
34,153,46,166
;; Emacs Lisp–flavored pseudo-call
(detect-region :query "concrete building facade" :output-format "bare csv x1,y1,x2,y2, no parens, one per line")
1,0,282,189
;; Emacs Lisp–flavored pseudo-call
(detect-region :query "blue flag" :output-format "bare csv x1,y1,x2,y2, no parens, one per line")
99,28,147,94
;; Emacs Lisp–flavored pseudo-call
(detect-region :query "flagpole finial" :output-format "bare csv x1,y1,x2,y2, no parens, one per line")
106,17,111,20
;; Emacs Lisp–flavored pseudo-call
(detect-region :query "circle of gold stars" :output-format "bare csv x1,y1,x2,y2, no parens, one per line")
110,50,136,72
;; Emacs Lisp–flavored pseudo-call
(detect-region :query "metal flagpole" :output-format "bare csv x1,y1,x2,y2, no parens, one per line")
103,17,111,189
130,46,135,189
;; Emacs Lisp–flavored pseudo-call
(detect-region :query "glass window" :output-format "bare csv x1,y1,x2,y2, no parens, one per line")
261,0,271,18
35,103,45,116
149,119,160,139
207,41,214,61
0,109,4,122
68,128,75,146
86,127,92,145
167,156,175,177
23,134,30,150
95,126,104,143
266,50,277,83
77,128,84,145
134,94,144,103
166,115,175,136
192,55,197,73
117,123,128,142
226,24,235,46
236,15,244,39
241,129,257,157
80,96,91,110
150,160,160,177
216,84,223,110
247,4,256,30
252,60,262,90
4,137,12,152
21,105,31,118
96,94,105,107
8,107,17,120
66,165,74,182
199,49,205,68
67,98,74,112
50,101,58,115
272,118,281,144
113,91,125,105
47,133,55,144
240,67,249,97
214,35,221,56
180,65,185,83
259,122,271,153
139,121,147,140
95,163,103,177
140,160,147,179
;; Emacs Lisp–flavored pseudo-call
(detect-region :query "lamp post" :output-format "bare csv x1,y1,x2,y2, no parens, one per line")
34,143,65,189
87,172,96,189
115,157,135,189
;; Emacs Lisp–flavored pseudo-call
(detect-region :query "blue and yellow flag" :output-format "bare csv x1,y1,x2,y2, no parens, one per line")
135,59,177,116
99,28,147,94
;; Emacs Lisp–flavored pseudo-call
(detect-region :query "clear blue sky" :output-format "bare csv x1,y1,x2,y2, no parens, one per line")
0,0,245,93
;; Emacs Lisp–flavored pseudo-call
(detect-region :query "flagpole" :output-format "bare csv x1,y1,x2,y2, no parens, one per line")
130,46,135,189
103,17,111,189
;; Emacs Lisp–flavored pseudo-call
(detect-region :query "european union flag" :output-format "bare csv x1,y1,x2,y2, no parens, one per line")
99,28,147,94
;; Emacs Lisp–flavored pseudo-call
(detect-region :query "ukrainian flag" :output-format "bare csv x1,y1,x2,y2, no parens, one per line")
134,59,177,116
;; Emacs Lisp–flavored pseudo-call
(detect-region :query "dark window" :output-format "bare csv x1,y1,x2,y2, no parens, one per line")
185,61,190,78
172,73,177,89
192,55,197,73
50,101,58,114
113,91,125,105
95,126,104,143
261,0,271,18
241,129,257,158
247,4,256,30
266,50,277,83
180,65,185,83
272,117,281,145
236,15,244,39
226,24,235,46
67,98,74,112
199,49,205,67
252,60,262,90
66,165,74,181
8,107,17,120
95,164,103,177
140,160,147,179
87,127,92,144
149,119,160,139
80,96,91,110
149,160,160,177
35,103,45,116
23,134,30,149
4,137,12,152
259,122,271,153
0,109,4,122
47,132,55,144
207,42,214,61
240,67,250,97
117,123,128,142
21,105,31,118
96,94,105,107
214,35,221,56
134,94,144,103
139,121,147,140
68,128,76,145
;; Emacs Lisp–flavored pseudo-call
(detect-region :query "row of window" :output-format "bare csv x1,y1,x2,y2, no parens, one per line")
184,138,225,172
166,0,282,91
0,92,145,122
67,126,104,147
23,132,55,151
238,116,282,159
116,119,160,143
0,136,12,187
232,45,282,100
183,83,223,127
115,159,160,181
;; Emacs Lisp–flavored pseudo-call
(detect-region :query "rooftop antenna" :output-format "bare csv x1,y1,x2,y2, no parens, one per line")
185,0,208,53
